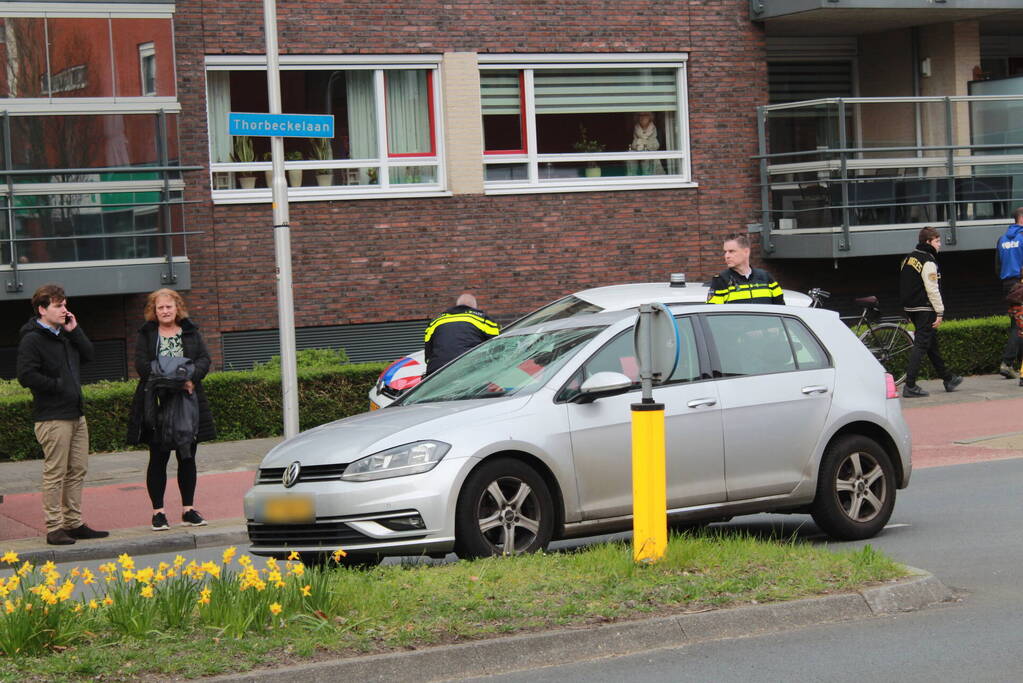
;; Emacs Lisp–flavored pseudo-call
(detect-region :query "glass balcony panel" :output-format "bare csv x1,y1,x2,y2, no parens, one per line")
10,114,162,176
110,18,176,97
388,165,437,185
485,163,528,182
46,18,113,99
0,18,48,98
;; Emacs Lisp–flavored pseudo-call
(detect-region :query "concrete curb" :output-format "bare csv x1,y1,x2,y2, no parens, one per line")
210,567,954,682
14,523,249,565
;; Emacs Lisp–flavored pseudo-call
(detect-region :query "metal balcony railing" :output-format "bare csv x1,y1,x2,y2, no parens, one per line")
755,95,1023,257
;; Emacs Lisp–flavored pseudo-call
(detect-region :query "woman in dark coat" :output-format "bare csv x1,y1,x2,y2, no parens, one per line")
126,288,216,531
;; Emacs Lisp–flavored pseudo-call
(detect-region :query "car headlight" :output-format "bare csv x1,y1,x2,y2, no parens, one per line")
342,441,451,482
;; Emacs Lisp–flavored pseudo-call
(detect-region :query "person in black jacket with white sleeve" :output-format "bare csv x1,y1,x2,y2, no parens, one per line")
899,227,963,398
126,289,216,531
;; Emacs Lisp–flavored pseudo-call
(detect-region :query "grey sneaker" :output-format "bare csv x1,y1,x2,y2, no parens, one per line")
943,375,963,392
998,362,1020,380
151,512,169,531
902,384,929,398
181,509,207,527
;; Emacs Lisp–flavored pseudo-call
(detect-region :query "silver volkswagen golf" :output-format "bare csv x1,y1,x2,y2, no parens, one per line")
245,303,911,562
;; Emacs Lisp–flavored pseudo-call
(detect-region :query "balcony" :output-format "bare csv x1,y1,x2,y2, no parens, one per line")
756,93,1023,259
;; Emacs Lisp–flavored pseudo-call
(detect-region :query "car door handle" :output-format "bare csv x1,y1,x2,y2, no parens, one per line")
687,397,717,408
802,385,829,395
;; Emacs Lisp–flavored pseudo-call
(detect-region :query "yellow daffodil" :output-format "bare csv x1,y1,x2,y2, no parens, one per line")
238,555,252,567
155,571,166,583
135,567,155,584
24,602,33,611
269,602,282,615
17,561,34,577
103,596,113,606
140,585,154,598
201,561,221,578
99,562,116,574
44,571,59,587
301,584,311,597
41,560,56,573
4,599,15,614
73,602,83,613
267,570,282,584
117,553,135,570
173,554,186,568
1,551,18,564
158,561,170,572
122,570,135,582
57,581,74,602
287,551,300,561
81,569,96,585
290,563,305,577
166,568,177,578
265,557,279,571
332,548,347,562
88,599,98,609
70,567,81,577
222,547,237,565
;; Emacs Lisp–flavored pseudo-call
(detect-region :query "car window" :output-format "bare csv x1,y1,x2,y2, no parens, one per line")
505,295,604,332
704,314,797,377
557,317,699,401
783,317,830,370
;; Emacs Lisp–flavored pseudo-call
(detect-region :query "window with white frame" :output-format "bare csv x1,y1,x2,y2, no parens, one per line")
139,42,156,96
205,56,444,200
480,54,691,193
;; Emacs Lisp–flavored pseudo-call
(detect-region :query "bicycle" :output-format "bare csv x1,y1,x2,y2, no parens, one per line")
807,288,915,385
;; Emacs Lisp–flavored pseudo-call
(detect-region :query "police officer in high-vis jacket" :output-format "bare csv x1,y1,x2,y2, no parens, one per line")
706,234,785,305
424,293,500,376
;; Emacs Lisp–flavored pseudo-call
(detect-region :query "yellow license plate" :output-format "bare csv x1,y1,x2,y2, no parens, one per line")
263,495,314,524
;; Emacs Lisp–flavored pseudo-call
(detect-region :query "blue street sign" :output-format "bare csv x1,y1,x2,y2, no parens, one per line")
229,112,334,138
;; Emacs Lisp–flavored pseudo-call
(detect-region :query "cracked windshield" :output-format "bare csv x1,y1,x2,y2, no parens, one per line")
398,326,603,404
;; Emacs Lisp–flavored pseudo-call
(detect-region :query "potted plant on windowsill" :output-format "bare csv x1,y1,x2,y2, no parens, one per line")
230,135,256,189
310,138,333,186
285,150,303,187
572,125,605,178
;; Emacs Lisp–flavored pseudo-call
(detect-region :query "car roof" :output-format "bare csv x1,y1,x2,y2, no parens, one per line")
571,281,812,308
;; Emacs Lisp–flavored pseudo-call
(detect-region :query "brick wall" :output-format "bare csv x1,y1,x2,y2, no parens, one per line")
171,0,768,368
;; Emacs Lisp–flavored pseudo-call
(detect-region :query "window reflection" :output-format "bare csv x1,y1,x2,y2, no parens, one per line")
0,18,48,98
46,18,112,98
10,114,164,173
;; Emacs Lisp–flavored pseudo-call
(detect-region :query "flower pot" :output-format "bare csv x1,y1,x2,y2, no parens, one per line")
584,165,602,178
238,175,256,189
316,172,333,186
264,170,273,188
288,169,303,187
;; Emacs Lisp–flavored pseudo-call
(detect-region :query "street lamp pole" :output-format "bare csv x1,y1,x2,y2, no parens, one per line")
262,0,299,438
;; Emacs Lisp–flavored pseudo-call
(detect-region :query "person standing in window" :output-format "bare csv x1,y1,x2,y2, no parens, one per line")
126,289,216,530
706,234,785,305
627,111,660,176
899,227,962,398
16,284,109,546
424,293,500,376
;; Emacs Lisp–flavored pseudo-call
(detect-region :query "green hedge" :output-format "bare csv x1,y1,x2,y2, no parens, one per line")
0,362,387,462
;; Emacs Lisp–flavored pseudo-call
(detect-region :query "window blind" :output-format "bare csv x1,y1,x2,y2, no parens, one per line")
481,71,521,115
534,68,677,114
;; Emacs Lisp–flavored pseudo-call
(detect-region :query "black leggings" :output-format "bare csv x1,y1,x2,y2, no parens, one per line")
146,442,198,509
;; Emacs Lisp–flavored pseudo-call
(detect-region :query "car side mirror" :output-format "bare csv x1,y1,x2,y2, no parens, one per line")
573,371,635,403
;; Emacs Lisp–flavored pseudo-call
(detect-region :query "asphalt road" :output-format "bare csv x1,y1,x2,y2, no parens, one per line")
476,458,1023,683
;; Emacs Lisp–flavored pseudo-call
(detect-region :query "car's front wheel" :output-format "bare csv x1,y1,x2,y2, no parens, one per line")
454,458,555,560
811,434,896,540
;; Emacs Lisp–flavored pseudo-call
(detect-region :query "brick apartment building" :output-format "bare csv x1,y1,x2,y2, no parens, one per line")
2,1,1023,380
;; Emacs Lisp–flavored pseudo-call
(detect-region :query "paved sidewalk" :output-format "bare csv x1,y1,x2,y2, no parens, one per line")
2,373,1021,564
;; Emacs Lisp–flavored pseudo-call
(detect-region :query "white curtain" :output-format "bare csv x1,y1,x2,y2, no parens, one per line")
346,71,376,160
207,71,232,164
386,70,430,154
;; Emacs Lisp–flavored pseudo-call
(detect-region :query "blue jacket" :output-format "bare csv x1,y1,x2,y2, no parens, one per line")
996,224,1023,281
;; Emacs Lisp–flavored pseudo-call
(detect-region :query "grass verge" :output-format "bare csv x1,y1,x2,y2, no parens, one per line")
0,532,906,682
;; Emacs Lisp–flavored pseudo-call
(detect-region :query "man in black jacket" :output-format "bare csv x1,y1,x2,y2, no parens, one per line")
899,227,963,398
424,293,500,376
16,284,109,545
706,234,785,305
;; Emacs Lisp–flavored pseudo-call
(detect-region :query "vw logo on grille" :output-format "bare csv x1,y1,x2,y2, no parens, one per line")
282,461,301,488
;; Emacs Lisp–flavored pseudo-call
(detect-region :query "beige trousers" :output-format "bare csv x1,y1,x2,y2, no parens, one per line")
35,416,89,532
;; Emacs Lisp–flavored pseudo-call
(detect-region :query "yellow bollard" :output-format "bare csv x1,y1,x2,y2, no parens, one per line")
631,401,667,563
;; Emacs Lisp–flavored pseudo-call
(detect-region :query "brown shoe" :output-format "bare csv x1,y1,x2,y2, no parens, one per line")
46,529,76,545
66,524,110,540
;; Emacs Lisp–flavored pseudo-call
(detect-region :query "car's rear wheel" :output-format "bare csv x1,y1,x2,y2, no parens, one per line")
811,435,896,540
454,458,555,560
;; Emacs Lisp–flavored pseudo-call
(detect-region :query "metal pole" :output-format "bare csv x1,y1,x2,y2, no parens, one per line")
262,0,299,438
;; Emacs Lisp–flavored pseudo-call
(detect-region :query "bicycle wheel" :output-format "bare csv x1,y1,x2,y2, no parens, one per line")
859,323,914,385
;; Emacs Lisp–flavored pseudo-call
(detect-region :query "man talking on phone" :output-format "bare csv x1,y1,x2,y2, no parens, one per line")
16,284,109,545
